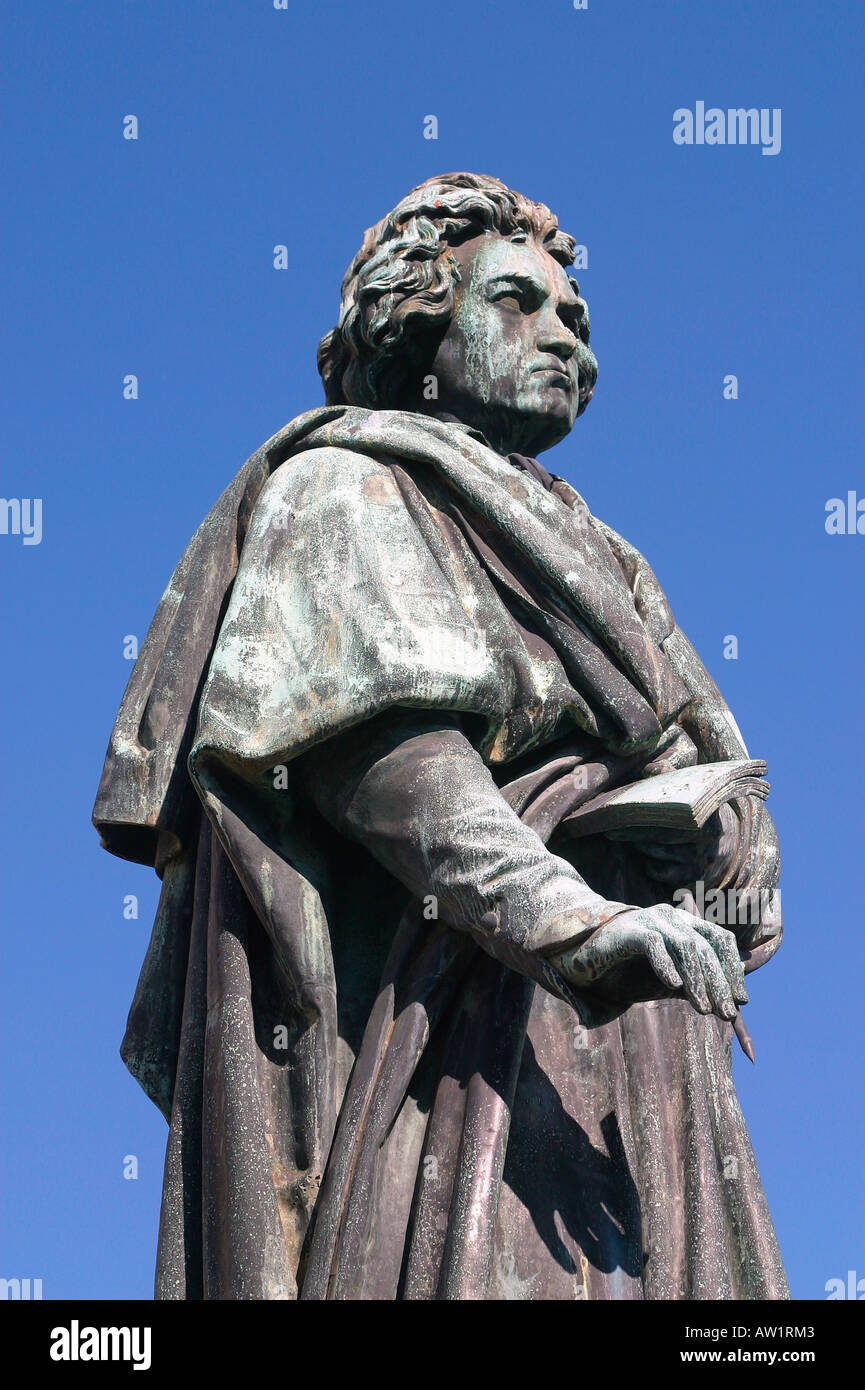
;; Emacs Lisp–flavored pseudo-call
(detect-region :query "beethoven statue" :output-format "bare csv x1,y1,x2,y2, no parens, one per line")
94,172,788,1300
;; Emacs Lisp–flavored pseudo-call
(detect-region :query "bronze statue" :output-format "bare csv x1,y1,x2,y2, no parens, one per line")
94,173,787,1299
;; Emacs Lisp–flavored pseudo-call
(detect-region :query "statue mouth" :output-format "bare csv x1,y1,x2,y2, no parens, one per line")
531,363,573,388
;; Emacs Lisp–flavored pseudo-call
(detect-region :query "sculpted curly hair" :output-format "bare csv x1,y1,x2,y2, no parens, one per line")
317,172,597,417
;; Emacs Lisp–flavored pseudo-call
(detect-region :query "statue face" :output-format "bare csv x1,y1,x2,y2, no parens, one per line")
425,232,585,456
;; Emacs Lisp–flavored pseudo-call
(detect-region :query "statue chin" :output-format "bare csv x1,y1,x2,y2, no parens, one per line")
446,400,575,459
510,417,575,459
532,417,575,456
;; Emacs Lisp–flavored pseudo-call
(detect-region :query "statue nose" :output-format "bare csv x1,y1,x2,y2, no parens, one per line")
538,319,577,359
540,334,576,361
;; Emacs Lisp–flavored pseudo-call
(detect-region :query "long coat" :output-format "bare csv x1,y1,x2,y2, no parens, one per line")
93,406,787,1299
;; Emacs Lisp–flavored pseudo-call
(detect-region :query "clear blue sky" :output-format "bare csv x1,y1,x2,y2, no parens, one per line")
2,0,862,1300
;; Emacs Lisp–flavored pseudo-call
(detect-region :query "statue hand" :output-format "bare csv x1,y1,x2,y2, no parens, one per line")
550,902,748,1021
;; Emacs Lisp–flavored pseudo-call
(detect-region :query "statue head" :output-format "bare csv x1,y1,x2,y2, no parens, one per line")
318,173,596,457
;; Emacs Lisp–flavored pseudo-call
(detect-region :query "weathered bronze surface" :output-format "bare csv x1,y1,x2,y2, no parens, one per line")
94,173,787,1299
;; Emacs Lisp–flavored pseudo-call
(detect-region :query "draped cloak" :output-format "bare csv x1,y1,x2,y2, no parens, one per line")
93,405,787,1300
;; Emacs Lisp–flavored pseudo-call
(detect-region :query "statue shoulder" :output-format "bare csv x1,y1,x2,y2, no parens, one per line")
252,445,401,524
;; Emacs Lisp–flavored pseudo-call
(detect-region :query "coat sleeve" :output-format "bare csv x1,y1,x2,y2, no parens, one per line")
292,705,637,1024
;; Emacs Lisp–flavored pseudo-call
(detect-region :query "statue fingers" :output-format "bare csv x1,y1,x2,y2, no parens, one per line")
642,930,684,993
687,935,739,1021
689,918,749,1004
662,933,713,1014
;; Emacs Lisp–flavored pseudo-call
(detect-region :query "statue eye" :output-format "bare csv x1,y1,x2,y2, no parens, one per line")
493,292,523,310
490,283,539,312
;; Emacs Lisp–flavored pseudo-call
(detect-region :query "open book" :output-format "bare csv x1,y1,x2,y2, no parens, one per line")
560,759,769,838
